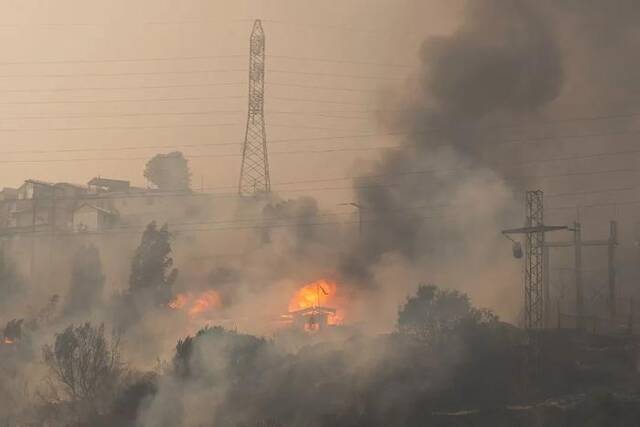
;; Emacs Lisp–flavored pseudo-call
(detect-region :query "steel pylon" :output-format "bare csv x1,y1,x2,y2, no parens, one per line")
239,20,271,197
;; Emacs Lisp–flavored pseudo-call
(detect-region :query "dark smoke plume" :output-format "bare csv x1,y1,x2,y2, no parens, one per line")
341,0,565,286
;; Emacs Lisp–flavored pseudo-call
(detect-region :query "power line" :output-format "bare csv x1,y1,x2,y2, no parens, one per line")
262,169,637,195
546,199,640,212
0,95,246,105
267,54,412,68
0,54,246,65
0,181,630,210
2,209,455,239
0,53,409,68
0,122,246,132
260,18,410,37
270,96,374,106
0,81,379,94
268,69,402,81
0,82,247,93
0,68,247,78
3,127,640,159
266,82,379,93
1,110,246,120
0,145,396,163
8,107,640,127
0,68,401,82
544,187,636,199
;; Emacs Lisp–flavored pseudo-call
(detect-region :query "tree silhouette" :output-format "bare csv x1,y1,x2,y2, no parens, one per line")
143,151,191,191
129,221,178,304
42,323,123,418
398,284,497,344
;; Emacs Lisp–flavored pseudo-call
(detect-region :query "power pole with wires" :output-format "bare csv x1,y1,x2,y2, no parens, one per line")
238,20,271,197
503,190,568,330
545,220,618,330
503,190,569,398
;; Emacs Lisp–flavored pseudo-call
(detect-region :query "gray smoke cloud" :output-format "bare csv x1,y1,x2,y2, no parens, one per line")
341,0,640,317
339,0,566,308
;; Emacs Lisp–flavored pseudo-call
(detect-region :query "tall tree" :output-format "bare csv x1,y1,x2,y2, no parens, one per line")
64,244,105,317
129,221,178,304
143,151,191,191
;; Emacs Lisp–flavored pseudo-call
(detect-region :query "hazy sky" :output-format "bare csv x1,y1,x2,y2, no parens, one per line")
0,0,461,207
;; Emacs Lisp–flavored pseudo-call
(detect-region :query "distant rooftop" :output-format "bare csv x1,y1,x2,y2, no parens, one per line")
88,177,131,192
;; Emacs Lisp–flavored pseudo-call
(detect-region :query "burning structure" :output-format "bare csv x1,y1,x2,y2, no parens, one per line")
288,306,337,332
284,279,342,332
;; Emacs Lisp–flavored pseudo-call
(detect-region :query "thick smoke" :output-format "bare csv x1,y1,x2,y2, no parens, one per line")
336,0,567,320
341,0,640,318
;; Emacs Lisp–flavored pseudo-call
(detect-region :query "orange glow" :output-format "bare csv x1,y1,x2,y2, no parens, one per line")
328,312,344,326
167,290,222,319
3,338,15,345
189,290,222,317
289,279,337,312
168,293,188,309
288,279,344,328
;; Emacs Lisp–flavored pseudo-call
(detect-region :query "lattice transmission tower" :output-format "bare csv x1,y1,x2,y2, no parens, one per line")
503,190,567,330
524,190,545,330
238,20,271,197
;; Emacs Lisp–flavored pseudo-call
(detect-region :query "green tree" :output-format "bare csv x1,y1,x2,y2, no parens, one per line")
143,151,191,191
64,244,105,317
129,221,178,304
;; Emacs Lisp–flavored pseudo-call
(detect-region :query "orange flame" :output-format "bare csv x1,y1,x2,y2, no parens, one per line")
3,337,15,345
189,290,222,317
168,293,188,310
288,279,337,312
289,279,343,327
168,290,222,319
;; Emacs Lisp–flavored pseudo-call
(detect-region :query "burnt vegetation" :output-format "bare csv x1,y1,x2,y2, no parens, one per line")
30,284,635,427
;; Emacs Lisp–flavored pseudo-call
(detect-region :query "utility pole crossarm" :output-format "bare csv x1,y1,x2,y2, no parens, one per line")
503,225,568,235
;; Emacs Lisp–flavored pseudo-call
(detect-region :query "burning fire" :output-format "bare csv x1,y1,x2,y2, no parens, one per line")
3,337,16,345
168,290,222,319
289,279,337,312
289,279,343,326
189,290,222,317
168,293,188,310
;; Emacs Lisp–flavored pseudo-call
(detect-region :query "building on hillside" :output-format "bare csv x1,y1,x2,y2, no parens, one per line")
88,177,130,193
0,176,218,235
3,180,87,232
72,203,119,232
